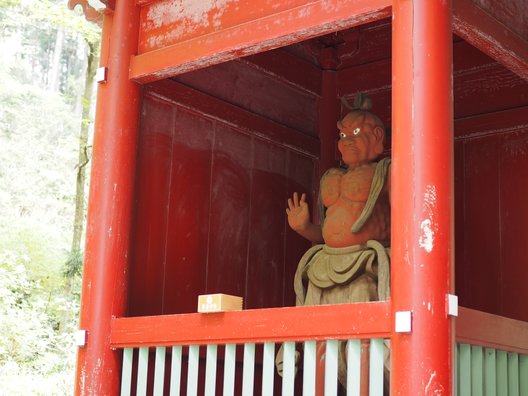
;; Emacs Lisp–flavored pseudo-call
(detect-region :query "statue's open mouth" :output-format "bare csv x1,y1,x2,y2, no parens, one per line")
343,145,359,152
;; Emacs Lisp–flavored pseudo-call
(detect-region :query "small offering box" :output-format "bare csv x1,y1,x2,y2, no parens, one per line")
198,293,243,313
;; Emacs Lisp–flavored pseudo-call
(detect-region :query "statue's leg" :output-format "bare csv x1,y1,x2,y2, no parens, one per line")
276,284,320,378
335,339,370,395
274,344,300,377
315,341,326,396
318,275,378,393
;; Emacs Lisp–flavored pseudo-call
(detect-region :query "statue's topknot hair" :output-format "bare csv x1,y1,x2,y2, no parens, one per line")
341,93,372,111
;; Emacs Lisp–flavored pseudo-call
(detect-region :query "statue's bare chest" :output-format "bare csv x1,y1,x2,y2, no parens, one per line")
320,165,376,206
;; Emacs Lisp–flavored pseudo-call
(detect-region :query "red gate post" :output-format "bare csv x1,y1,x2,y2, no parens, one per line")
318,67,339,178
391,0,455,394
74,1,141,394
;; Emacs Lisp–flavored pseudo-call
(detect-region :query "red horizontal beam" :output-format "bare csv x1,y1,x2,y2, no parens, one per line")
336,39,526,98
131,0,391,83
456,307,528,354
110,302,391,348
453,0,528,81
138,0,319,53
454,106,528,141
144,79,320,158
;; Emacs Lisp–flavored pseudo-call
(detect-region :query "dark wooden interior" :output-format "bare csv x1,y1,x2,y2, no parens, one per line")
127,18,528,323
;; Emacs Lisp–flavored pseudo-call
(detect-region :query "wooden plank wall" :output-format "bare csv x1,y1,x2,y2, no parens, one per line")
129,18,528,323
128,60,320,316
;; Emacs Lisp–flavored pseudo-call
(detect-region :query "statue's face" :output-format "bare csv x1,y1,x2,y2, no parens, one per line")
337,113,383,168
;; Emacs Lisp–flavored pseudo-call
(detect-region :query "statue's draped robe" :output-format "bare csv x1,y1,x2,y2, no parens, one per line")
276,158,391,389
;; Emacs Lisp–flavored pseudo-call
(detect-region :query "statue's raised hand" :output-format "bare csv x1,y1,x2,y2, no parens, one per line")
286,192,310,232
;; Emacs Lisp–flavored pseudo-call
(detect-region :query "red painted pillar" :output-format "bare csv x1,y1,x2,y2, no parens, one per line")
75,1,140,395
318,70,339,177
391,0,455,395
314,68,339,396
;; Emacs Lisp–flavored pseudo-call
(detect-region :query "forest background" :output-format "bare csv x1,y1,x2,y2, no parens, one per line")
0,0,100,394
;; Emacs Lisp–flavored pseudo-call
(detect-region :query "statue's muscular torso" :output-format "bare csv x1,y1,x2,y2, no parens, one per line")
320,163,390,248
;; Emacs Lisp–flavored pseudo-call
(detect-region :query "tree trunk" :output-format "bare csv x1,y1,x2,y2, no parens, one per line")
60,38,99,333
71,39,98,254
63,38,100,304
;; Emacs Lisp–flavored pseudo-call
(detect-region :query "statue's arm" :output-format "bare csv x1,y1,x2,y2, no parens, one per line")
286,192,324,243
294,222,323,244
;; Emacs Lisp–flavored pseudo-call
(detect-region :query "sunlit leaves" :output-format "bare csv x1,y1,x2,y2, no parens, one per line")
0,0,95,393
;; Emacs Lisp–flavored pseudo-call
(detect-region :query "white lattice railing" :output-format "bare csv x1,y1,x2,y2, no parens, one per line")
118,341,528,396
456,308,528,396
119,339,386,396
111,302,391,396
456,344,528,396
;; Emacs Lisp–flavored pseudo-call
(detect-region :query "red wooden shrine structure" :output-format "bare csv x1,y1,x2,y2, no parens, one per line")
70,0,528,395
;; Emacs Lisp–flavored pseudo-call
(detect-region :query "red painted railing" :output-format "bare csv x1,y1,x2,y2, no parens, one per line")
456,307,528,355
110,302,391,348
109,303,528,395
110,303,528,352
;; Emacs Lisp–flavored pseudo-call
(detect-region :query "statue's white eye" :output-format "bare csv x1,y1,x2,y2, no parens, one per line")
353,127,361,135
339,131,347,139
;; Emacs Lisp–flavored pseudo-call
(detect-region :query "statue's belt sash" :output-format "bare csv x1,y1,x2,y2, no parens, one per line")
294,240,391,306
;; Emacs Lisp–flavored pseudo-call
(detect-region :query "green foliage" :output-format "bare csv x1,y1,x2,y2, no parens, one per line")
1,0,100,99
0,0,20,26
0,250,78,395
63,249,83,279
0,0,20,11
0,0,100,393
1,0,99,44
0,67,80,244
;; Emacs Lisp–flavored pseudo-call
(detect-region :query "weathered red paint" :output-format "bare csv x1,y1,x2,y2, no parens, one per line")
130,0,391,82
318,70,339,177
110,302,392,348
74,1,141,394
453,0,528,81
391,0,455,395
456,307,528,354
139,0,316,52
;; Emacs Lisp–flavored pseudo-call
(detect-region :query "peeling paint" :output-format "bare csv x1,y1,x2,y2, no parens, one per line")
143,0,238,51
423,184,437,211
80,366,86,394
93,357,103,392
136,3,391,78
425,371,436,394
146,0,234,30
453,17,528,81
425,372,445,395
419,185,437,253
419,219,434,253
